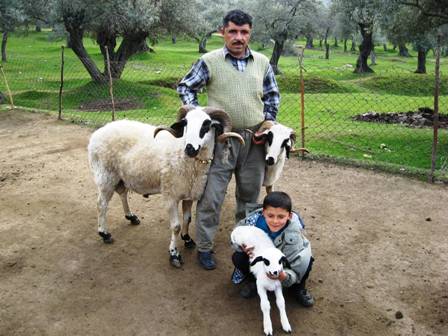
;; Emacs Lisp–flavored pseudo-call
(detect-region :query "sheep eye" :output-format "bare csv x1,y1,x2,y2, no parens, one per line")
199,120,211,138
263,259,270,266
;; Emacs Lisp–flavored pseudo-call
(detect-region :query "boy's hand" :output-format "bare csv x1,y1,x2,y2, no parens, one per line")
267,271,287,282
241,244,254,258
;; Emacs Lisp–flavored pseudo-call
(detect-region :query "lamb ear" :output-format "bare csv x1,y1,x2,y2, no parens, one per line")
280,256,290,269
250,256,265,266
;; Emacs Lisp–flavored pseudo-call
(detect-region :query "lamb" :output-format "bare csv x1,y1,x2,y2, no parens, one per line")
231,225,292,336
88,105,244,267
253,121,297,194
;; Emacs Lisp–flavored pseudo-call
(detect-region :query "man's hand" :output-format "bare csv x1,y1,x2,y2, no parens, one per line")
241,244,254,258
267,271,287,282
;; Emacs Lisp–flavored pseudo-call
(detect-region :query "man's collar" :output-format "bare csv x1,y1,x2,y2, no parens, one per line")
223,46,253,60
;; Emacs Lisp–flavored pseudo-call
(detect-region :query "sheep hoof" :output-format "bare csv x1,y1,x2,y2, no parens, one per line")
169,254,184,268
125,214,140,225
181,234,196,249
99,232,114,244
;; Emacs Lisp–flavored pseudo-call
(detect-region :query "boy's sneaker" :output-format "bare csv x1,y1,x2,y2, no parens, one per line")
295,288,315,307
231,267,246,285
240,281,257,299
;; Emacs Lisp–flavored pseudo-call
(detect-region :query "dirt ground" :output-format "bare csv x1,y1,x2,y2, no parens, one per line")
1,109,447,336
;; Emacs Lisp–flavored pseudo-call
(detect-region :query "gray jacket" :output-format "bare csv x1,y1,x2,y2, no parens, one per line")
234,208,312,287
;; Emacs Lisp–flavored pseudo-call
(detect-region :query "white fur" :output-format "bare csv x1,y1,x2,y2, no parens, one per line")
88,107,220,264
231,226,292,336
261,123,295,193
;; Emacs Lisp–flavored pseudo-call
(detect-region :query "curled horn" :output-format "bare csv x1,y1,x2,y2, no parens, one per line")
202,107,232,133
257,120,275,134
154,105,195,138
177,105,196,121
203,107,245,145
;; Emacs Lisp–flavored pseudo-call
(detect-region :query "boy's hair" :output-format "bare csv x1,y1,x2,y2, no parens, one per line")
262,191,292,213
223,9,253,28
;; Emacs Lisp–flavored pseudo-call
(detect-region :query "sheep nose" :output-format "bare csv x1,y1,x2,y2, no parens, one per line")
273,271,278,276
185,144,199,157
266,157,275,166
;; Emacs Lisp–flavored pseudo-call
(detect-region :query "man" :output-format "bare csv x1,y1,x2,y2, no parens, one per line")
177,9,280,270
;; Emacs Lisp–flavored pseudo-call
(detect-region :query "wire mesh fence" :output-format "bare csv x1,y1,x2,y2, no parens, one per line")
0,45,446,182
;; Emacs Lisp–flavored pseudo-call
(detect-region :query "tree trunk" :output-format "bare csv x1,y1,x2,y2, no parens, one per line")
354,23,374,73
66,25,107,83
198,30,215,54
305,34,314,49
325,43,330,59
415,46,427,74
383,43,387,51
334,37,338,47
344,39,348,52
351,37,356,52
319,39,323,48
270,32,287,75
36,23,42,32
398,44,410,57
172,34,176,44
2,31,8,62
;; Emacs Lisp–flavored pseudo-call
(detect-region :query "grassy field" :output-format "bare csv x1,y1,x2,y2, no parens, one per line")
1,31,447,181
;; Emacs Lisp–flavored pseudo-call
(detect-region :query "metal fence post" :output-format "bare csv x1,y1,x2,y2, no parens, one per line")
0,63,14,109
429,35,441,183
105,46,116,121
58,46,64,120
297,46,308,158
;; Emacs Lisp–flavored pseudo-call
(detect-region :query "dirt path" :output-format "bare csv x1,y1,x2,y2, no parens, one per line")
1,109,447,336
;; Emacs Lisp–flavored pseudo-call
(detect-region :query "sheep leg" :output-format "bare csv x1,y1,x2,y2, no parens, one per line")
115,183,140,225
167,199,183,268
257,283,273,336
274,285,292,333
180,200,196,248
97,186,115,244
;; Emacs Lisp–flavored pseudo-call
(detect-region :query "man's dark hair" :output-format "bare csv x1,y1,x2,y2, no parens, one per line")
262,191,292,213
223,9,253,28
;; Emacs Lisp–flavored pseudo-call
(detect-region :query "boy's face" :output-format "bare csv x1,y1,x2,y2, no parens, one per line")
262,206,292,232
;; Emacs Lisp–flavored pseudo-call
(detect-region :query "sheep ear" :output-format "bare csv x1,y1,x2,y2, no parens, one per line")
169,119,187,138
211,120,224,137
250,256,264,266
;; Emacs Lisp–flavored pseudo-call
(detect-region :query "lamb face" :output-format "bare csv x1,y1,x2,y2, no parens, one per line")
252,247,286,278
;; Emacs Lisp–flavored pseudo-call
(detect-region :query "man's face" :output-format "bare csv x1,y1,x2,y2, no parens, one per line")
221,21,251,59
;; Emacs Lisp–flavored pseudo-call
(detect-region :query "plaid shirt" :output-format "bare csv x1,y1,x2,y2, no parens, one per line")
177,47,280,121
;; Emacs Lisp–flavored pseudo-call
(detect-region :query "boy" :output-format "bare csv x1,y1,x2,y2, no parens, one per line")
230,191,315,307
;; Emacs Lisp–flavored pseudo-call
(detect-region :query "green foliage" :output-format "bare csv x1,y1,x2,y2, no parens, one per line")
0,31,447,180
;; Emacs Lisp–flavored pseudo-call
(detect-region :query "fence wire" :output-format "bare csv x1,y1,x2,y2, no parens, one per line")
0,47,446,182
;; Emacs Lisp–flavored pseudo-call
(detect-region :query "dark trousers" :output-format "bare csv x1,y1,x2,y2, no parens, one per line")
232,251,314,289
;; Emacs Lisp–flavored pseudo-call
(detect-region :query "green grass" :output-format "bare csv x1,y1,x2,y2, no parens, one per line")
0,32,447,181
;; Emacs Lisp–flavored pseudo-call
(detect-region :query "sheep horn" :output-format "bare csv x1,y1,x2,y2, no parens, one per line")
256,120,275,133
177,105,196,121
202,107,232,133
153,126,178,138
217,132,245,145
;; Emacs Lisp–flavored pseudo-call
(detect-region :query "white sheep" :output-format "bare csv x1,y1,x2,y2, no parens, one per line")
231,225,292,336
88,105,244,267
